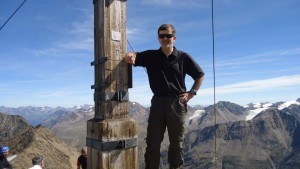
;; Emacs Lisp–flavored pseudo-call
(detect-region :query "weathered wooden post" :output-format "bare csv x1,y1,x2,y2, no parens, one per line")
87,0,138,168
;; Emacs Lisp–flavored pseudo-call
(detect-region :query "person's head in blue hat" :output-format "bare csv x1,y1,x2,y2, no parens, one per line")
0,146,9,157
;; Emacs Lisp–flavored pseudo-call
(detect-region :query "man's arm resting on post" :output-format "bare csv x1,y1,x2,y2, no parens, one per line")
180,75,204,104
124,52,136,65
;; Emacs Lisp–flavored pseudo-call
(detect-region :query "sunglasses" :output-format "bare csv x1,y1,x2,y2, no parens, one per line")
158,34,174,39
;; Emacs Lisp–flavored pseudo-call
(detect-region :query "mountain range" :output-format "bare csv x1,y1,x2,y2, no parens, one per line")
0,105,91,125
183,99,300,169
1,98,300,168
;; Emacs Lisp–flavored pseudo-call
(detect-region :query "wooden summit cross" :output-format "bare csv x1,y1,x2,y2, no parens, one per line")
87,0,138,168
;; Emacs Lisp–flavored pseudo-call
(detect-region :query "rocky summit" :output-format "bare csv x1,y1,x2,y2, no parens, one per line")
0,113,79,169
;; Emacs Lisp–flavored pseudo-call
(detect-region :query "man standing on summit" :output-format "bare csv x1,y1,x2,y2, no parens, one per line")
124,24,205,169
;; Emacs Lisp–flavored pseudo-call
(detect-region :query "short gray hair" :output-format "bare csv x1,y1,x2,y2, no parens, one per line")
81,147,87,154
157,24,176,35
32,156,43,165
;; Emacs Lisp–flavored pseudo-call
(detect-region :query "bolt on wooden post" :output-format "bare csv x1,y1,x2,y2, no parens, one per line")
87,0,138,168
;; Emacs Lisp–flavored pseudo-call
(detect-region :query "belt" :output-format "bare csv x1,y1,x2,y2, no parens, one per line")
154,93,179,97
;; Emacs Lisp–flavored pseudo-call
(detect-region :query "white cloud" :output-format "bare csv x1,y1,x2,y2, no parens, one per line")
127,28,136,35
141,0,209,8
30,16,94,57
128,85,152,105
69,14,93,36
58,37,93,51
217,48,300,67
141,0,171,5
279,48,300,56
200,75,300,95
36,91,74,98
174,0,210,8
126,27,144,43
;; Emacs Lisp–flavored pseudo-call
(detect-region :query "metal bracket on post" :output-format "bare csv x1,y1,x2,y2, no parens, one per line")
93,0,98,4
94,91,129,102
91,82,109,89
91,57,107,66
86,137,138,152
94,114,105,120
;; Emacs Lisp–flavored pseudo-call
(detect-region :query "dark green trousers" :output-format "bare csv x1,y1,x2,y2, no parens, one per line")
145,95,187,169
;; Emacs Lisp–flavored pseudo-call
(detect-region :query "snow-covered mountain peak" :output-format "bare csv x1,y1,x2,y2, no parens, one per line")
253,102,271,109
278,100,300,110
245,100,300,121
246,102,272,121
189,109,205,121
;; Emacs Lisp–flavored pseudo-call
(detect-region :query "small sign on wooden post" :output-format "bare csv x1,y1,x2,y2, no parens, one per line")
87,0,138,168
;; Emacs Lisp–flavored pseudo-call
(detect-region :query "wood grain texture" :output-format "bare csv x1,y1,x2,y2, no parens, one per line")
88,0,138,168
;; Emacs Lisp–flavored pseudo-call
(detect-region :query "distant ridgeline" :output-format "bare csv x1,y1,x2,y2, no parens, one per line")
1,99,300,168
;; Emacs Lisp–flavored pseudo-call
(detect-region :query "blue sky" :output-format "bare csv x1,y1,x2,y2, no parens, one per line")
0,0,299,107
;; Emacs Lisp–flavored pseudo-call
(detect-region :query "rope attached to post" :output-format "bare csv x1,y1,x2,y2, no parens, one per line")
127,40,147,73
211,0,218,168
0,0,28,31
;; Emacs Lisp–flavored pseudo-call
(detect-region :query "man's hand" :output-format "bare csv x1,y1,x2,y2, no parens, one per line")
180,76,203,104
179,92,195,104
124,52,136,65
